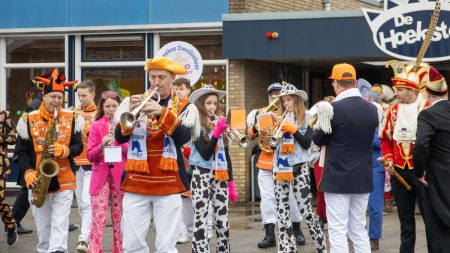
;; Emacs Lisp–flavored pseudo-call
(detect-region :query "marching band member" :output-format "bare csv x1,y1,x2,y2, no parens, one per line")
115,56,199,253
188,84,234,253
380,61,430,253
16,68,84,253
73,80,97,252
272,83,325,253
246,83,305,248
173,77,194,244
312,63,378,253
0,109,18,246
87,90,127,253
413,66,450,252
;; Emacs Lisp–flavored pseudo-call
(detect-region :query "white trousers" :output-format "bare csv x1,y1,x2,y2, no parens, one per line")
29,189,73,253
177,196,194,236
258,169,302,224
122,192,181,253
325,192,371,253
75,168,92,242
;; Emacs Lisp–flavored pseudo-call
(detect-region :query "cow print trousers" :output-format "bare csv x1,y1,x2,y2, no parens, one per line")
191,166,230,253
274,163,326,253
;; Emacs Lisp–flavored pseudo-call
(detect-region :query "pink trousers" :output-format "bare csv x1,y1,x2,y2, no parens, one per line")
88,173,123,253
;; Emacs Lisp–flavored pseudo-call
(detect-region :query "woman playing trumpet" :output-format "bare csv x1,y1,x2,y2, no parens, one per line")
272,83,326,253
188,84,237,253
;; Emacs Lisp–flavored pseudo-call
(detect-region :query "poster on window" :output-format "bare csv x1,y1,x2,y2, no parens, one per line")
156,41,204,84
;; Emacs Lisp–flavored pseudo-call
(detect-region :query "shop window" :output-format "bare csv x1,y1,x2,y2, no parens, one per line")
191,64,227,115
6,68,55,124
160,35,222,60
83,35,145,61
82,68,145,103
6,38,65,63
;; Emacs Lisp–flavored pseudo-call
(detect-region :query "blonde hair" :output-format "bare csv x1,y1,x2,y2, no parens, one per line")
281,95,306,126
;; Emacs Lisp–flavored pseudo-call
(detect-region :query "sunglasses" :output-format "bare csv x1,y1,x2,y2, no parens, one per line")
101,90,118,99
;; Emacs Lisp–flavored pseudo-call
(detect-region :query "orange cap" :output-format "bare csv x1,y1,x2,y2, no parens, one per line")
330,63,356,80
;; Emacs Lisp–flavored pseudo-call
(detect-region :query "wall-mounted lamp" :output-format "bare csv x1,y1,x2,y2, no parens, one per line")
265,32,279,40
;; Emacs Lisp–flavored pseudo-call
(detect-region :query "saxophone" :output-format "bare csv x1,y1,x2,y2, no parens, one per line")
31,107,60,208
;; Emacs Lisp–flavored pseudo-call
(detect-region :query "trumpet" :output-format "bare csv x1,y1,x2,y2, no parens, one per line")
120,86,161,130
210,113,251,148
257,98,282,154
266,110,289,148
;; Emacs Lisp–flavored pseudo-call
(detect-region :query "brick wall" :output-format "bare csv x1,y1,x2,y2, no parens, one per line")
228,60,271,201
230,0,378,13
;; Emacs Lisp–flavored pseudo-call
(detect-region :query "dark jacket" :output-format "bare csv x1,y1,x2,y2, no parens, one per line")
312,96,378,194
413,100,450,227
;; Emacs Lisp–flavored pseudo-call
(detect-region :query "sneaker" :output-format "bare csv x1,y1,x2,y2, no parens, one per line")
77,240,89,253
176,233,190,244
7,228,18,246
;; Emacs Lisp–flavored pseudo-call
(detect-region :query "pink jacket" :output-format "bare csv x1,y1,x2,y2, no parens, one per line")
87,116,129,196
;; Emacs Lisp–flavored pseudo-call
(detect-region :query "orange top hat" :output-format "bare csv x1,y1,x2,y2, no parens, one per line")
34,68,78,95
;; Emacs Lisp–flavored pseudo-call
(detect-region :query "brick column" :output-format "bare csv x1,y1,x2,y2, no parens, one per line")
228,60,271,202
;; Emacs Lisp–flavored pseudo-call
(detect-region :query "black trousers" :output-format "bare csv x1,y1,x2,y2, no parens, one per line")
422,188,450,253
391,167,428,253
12,186,30,224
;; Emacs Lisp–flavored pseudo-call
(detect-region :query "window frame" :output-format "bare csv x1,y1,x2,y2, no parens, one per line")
81,34,146,62
0,35,67,110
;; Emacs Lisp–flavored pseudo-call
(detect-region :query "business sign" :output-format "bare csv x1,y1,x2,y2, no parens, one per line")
362,0,450,62
156,41,203,84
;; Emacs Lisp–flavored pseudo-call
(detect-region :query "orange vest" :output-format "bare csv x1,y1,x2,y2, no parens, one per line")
121,99,190,196
73,105,97,166
28,110,76,191
252,108,275,170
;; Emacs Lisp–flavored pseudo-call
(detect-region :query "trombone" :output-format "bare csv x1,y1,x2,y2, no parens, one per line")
120,86,161,130
210,113,252,148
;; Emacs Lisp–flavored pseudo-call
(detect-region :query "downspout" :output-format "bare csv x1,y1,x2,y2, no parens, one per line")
323,0,331,11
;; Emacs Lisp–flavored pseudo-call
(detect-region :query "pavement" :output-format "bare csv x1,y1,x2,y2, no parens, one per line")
0,193,428,253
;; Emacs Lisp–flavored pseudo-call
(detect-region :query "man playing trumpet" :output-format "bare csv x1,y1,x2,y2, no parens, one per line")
115,57,199,253
15,68,84,253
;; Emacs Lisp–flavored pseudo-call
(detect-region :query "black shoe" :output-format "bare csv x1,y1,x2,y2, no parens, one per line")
7,228,18,246
257,223,276,248
370,239,379,250
292,222,306,246
69,224,79,232
318,217,326,230
16,224,33,234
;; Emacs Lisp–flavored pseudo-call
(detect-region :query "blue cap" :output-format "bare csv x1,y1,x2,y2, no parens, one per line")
267,82,282,94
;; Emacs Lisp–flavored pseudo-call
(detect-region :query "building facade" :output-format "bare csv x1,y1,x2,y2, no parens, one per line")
6,0,446,202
